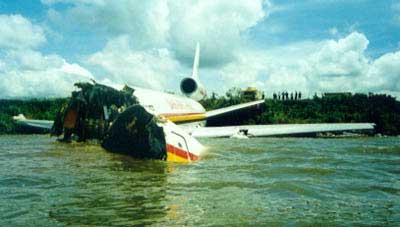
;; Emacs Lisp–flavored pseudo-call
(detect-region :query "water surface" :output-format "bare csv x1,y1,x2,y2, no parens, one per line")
0,135,399,226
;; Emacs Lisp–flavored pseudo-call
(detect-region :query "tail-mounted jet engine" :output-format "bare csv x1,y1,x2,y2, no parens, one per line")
180,77,206,101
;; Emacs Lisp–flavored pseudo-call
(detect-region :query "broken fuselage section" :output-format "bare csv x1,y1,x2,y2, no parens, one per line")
52,82,205,162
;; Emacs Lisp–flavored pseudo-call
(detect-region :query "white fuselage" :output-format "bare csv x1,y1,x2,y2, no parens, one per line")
132,86,207,162
133,87,206,116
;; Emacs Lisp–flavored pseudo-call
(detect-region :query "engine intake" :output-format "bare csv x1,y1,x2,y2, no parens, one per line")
180,77,197,94
180,77,206,101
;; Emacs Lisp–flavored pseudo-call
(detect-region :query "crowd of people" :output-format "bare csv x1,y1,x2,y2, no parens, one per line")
273,91,302,100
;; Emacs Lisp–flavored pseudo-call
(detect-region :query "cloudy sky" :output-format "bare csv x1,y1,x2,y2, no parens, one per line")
0,0,399,98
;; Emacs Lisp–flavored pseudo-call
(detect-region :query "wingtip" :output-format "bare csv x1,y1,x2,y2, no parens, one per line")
13,114,26,121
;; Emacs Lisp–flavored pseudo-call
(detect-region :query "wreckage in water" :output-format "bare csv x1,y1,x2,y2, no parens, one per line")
47,81,206,162
14,43,375,162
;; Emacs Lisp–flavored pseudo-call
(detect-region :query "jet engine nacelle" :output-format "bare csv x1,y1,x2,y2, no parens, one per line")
180,77,206,101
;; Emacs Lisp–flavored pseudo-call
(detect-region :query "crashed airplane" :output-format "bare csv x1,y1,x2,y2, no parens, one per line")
14,43,375,162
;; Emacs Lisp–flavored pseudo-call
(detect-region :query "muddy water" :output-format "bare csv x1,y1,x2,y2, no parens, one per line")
0,135,399,226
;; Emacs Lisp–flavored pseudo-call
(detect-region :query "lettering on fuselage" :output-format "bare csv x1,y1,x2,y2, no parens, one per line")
166,98,197,113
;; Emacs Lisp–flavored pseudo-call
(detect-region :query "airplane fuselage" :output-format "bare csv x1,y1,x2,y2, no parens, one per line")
127,86,208,162
133,87,207,124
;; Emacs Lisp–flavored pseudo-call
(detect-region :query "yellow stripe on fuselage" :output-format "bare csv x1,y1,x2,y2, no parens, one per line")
164,113,206,123
167,152,190,163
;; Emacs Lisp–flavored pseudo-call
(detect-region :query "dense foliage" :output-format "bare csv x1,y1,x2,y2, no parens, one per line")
201,91,400,135
0,98,68,134
1,90,399,135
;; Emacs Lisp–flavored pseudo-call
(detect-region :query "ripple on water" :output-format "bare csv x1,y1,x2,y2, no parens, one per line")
0,135,399,226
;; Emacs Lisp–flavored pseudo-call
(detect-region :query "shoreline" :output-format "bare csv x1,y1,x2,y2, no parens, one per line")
1,92,400,136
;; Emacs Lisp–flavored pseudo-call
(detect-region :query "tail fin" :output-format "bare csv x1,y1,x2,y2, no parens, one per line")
191,42,200,79
180,42,206,101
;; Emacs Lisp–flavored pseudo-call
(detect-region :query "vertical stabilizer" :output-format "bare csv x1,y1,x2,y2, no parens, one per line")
191,42,200,79
180,42,206,100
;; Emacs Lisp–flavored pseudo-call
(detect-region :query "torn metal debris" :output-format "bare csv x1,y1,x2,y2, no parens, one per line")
51,82,167,160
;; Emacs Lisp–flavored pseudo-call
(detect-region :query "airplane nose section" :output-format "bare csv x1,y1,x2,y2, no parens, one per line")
101,104,167,160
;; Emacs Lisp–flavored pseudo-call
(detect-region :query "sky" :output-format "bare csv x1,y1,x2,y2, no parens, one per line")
0,0,399,98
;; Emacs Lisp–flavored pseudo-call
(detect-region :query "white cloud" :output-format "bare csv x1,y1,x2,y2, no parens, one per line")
218,32,400,97
328,27,338,36
365,51,400,91
0,61,92,98
45,0,170,49
1,3,399,99
0,48,94,97
60,61,94,79
306,32,369,78
85,36,180,90
0,14,46,49
45,0,268,67
3,50,64,71
167,0,266,67
0,14,93,98
218,49,309,94
218,51,267,90
41,0,268,91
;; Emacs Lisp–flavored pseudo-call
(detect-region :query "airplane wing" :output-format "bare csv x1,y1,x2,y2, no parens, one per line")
13,114,53,130
185,123,375,138
205,100,264,118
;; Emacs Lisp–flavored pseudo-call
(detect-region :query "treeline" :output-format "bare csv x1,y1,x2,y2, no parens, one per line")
201,90,400,135
1,90,400,135
0,98,68,134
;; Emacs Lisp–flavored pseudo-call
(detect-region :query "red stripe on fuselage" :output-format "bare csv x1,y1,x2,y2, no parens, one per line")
166,144,199,161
